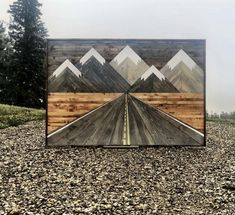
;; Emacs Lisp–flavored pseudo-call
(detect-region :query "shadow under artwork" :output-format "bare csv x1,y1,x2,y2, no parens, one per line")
46,39,205,147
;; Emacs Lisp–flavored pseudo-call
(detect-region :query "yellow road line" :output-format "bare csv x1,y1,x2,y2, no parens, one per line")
122,95,127,145
126,94,131,145
122,94,131,145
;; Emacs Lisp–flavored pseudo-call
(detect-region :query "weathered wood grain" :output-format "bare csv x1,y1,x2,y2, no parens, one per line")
47,93,204,146
128,95,204,145
128,97,155,145
47,93,122,133
47,39,205,77
47,95,125,146
131,93,204,132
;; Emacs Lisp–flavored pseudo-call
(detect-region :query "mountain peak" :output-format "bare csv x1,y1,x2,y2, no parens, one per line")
141,65,165,81
80,48,105,65
112,45,142,65
167,49,197,70
160,49,204,93
52,59,81,78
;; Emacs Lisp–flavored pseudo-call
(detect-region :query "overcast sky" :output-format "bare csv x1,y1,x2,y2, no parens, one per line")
1,0,235,113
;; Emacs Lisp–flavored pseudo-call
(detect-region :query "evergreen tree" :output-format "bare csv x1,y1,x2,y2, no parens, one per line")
0,22,7,92
8,0,47,108
0,22,12,103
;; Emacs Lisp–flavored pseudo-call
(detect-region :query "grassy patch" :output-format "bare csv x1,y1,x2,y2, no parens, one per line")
0,104,45,129
207,118,235,125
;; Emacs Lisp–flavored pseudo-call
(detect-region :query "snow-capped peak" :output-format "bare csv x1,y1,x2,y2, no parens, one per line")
80,48,105,65
141,65,165,81
167,49,197,70
52,59,81,78
113,45,142,65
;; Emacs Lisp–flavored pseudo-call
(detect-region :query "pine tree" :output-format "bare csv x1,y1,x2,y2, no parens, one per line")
0,22,12,103
0,22,7,91
8,0,47,108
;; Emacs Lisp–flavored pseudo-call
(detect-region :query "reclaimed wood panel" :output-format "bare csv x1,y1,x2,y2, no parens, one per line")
131,93,204,132
48,95,125,146
48,94,204,146
128,95,204,145
48,93,122,133
48,39,205,77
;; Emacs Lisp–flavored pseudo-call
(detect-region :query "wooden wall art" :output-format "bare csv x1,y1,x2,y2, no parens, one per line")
46,39,206,147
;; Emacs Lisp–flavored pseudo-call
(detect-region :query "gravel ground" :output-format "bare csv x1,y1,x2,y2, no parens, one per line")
0,121,234,214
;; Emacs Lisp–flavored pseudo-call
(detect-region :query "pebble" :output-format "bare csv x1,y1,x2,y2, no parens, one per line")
0,121,234,214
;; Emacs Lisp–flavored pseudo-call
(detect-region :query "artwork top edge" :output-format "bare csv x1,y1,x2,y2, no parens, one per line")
47,38,206,42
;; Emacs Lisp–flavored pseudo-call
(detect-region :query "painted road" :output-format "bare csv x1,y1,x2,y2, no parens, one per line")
48,94,204,146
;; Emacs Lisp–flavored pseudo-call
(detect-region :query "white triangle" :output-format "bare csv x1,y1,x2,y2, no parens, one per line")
166,49,197,70
52,59,81,78
112,45,142,65
80,48,105,65
141,65,165,81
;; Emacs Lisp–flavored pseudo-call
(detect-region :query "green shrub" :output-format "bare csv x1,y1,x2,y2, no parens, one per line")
0,104,45,129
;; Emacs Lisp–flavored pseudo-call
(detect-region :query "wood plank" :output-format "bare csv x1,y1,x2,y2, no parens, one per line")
47,39,205,77
129,95,204,145
132,93,204,132
47,93,121,133
128,97,155,145
47,95,125,146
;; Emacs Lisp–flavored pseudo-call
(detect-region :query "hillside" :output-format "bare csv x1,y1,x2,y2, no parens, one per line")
0,104,45,129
